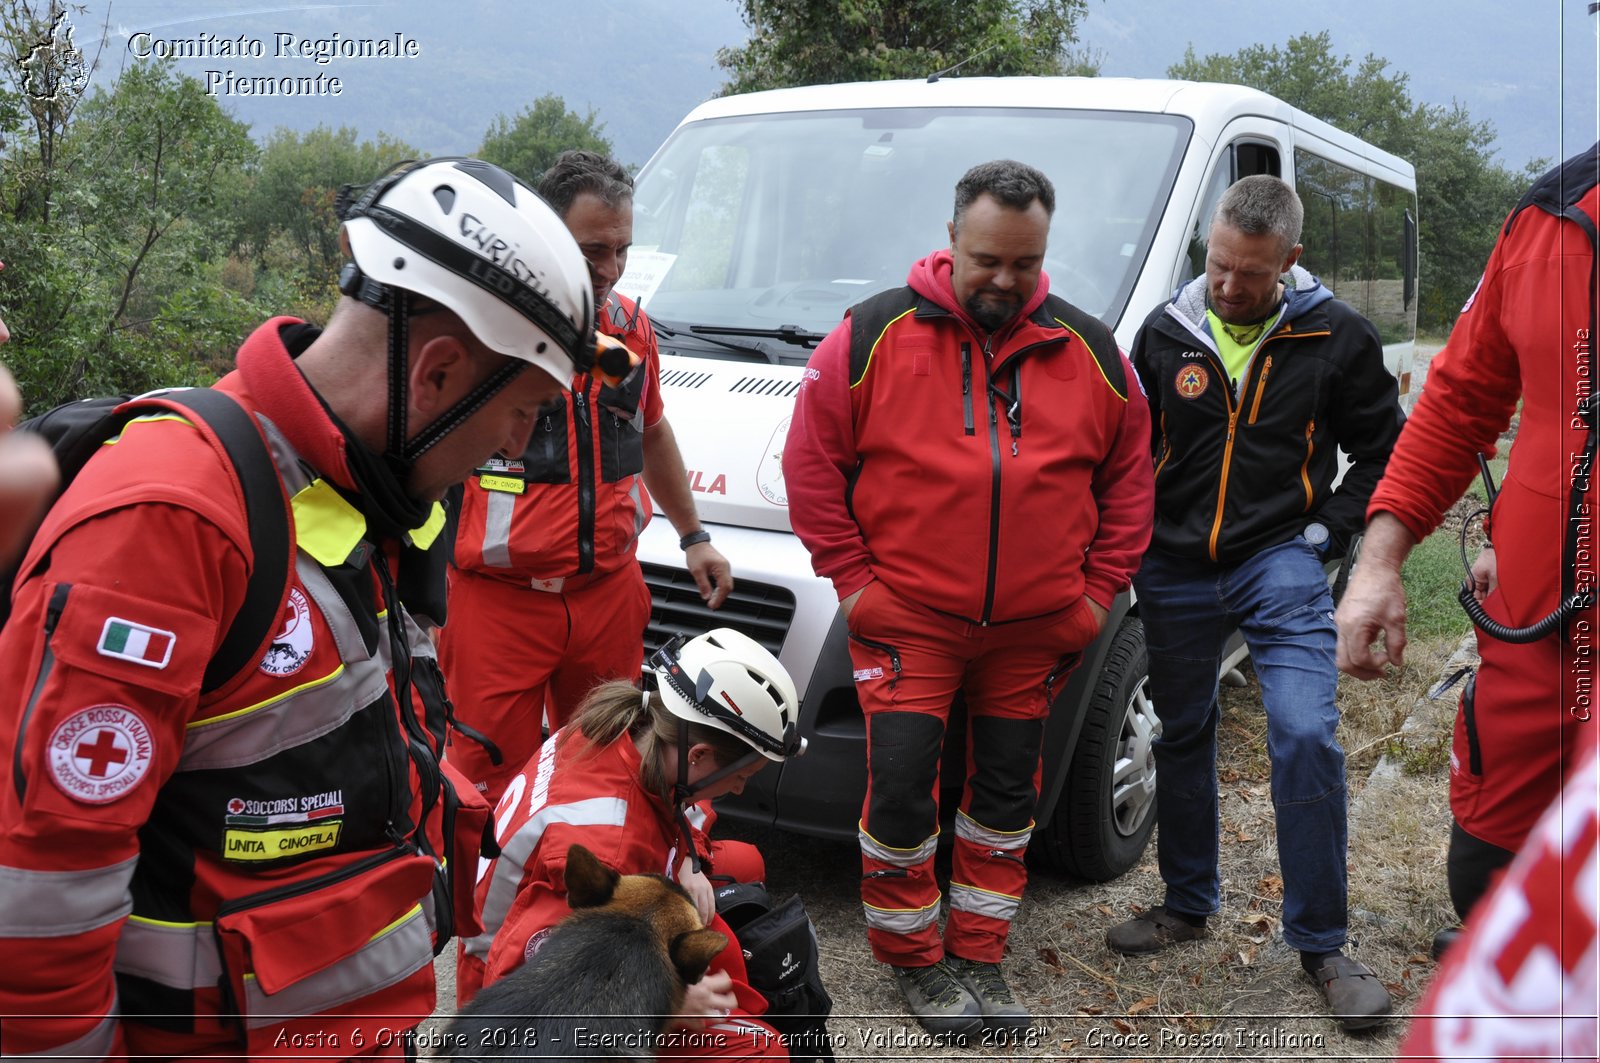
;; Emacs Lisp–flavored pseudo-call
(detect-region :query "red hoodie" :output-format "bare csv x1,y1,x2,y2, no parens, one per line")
784,251,1153,624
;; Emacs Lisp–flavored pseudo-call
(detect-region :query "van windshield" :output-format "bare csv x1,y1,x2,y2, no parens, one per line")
624,107,1190,363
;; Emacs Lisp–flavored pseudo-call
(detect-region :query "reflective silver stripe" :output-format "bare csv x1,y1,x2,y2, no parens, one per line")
115,888,439,992
114,917,221,990
462,796,629,960
948,882,1020,922
242,903,433,1028
257,414,315,496
179,556,391,772
298,556,372,666
627,476,645,547
0,858,135,936
481,489,515,568
8,1011,118,1059
954,811,1033,851
404,610,437,663
862,900,939,935
858,826,937,867
179,657,389,772
683,803,709,832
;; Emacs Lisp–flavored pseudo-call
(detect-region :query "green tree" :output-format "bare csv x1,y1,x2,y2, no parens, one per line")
0,51,259,409
1168,32,1527,331
717,0,1089,95
235,125,419,300
477,94,612,187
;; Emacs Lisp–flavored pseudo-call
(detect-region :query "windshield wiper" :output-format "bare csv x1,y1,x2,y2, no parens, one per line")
650,318,778,363
691,323,828,348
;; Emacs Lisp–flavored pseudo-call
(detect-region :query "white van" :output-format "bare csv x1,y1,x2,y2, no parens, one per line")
620,77,1417,880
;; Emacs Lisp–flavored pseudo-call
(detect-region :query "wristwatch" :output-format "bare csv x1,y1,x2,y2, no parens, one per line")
679,529,712,551
1303,522,1330,551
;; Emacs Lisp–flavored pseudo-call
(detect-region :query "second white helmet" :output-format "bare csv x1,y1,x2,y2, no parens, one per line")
650,629,804,762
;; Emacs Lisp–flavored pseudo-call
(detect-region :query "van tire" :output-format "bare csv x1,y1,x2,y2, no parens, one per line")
1032,618,1158,881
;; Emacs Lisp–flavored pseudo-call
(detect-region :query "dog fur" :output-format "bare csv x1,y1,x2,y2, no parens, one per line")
444,844,728,1060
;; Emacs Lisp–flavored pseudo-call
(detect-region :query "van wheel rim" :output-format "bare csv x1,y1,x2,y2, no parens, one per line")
1110,679,1161,838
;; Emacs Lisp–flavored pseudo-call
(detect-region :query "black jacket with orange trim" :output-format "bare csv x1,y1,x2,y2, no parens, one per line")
1131,267,1405,565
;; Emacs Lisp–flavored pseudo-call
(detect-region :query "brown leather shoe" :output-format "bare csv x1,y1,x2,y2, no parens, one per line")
1105,905,1208,955
1309,953,1393,1031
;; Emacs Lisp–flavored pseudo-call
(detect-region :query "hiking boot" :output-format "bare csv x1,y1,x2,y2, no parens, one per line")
1106,905,1208,955
890,960,984,1038
1431,926,1462,961
946,955,1032,1034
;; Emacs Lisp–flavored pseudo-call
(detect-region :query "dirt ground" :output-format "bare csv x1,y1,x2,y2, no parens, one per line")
711,632,1468,1063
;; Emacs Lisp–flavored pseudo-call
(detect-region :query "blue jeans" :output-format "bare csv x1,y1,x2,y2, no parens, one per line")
1133,539,1348,953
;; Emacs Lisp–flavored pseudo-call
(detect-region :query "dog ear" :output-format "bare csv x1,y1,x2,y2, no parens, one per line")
563,844,620,909
670,928,728,986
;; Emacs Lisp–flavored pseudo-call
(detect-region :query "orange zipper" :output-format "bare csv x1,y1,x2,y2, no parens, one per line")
1207,406,1240,561
1154,412,1173,478
1300,418,1316,509
1247,354,1273,425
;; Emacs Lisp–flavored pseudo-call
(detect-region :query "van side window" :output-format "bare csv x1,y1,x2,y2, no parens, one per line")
1295,149,1417,347
1180,141,1281,285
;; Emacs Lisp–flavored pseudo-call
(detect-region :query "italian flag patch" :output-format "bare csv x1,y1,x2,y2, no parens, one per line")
98,617,176,669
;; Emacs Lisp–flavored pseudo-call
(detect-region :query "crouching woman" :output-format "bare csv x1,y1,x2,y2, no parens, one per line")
458,628,805,1059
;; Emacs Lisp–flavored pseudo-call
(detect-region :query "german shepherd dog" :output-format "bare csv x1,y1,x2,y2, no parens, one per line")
444,844,728,1060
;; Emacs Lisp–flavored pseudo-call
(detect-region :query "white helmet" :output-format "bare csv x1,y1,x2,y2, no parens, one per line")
340,156,595,390
650,629,804,762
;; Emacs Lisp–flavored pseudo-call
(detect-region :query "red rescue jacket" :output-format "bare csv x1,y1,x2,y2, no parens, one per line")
1369,149,1600,628
0,319,486,1060
453,293,664,581
784,251,1154,622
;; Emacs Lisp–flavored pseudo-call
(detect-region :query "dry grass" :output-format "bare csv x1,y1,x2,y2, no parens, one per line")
728,631,1470,1062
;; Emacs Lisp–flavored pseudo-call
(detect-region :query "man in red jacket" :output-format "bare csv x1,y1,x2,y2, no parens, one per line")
784,159,1154,1038
1337,144,1599,938
444,150,731,806
0,157,594,1059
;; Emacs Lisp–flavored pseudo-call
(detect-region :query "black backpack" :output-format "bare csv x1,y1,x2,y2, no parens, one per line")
0,388,291,692
715,881,836,1063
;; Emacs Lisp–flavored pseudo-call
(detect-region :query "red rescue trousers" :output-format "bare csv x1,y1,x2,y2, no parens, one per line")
441,565,652,804
847,579,1099,966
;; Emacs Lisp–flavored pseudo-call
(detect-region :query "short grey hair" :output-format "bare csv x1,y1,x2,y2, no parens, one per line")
1212,175,1303,254
953,159,1055,234
537,150,633,219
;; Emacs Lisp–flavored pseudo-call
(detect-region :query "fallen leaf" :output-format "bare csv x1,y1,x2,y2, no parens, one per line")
1236,946,1258,967
1112,1018,1135,1034
1095,904,1115,917
1238,912,1275,943
1039,947,1064,971
1076,1005,1103,1016
1258,874,1284,897
1234,831,1255,843
1127,995,1158,1015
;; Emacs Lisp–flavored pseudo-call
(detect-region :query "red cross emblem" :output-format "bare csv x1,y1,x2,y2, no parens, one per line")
74,729,129,777
48,705,154,804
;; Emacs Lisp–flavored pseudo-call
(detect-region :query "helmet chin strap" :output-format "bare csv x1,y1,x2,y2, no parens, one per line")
384,288,413,477
670,718,763,878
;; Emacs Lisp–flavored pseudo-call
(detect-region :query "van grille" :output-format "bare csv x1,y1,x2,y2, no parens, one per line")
640,561,794,657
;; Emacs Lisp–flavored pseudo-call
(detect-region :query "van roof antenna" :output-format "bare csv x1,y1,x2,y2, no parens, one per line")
927,43,997,83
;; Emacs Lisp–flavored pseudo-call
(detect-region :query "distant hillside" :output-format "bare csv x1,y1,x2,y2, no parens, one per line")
83,0,749,166
1079,0,1594,171
79,1,1585,173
